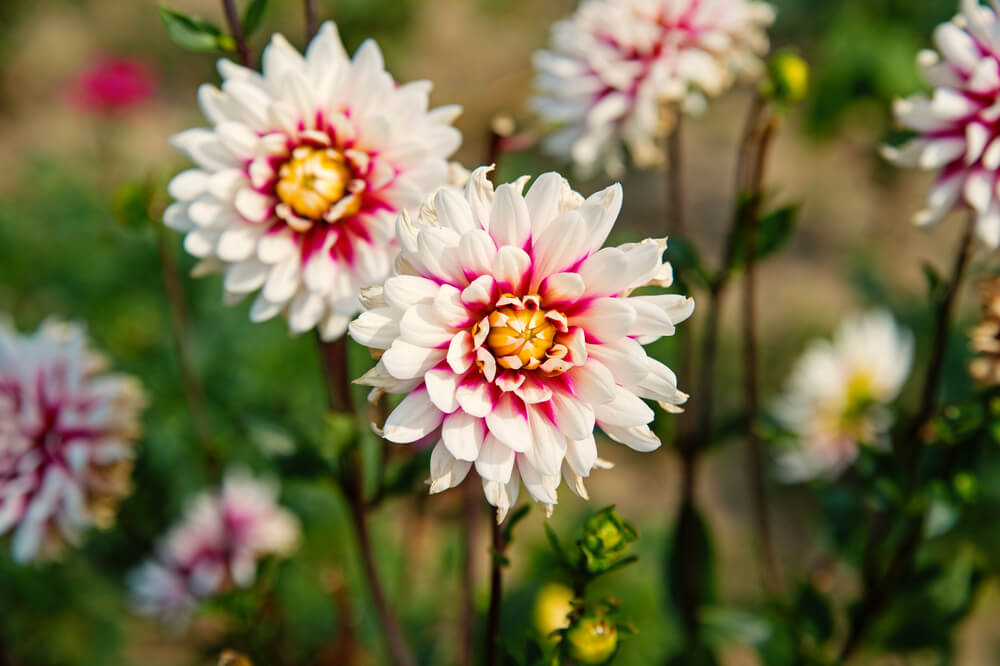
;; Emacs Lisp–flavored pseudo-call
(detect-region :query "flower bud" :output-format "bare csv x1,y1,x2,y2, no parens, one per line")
565,614,619,664
534,583,574,643
762,50,810,105
580,507,638,574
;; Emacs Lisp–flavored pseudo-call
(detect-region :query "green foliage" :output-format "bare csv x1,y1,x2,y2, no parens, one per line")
158,5,236,54
242,0,269,37
729,202,800,273
579,507,639,576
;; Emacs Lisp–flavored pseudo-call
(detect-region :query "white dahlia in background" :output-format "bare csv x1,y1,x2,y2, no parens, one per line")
533,0,775,176
349,166,694,519
130,470,300,626
884,0,1000,247
774,310,914,482
0,319,145,562
165,22,462,339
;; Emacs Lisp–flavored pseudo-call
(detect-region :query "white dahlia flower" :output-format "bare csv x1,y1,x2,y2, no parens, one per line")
533,0,775,176
884,0,1000,247
349,166,694,520
165,22,463,339
130,470,300,626
0,319,146,562
775,310,914,482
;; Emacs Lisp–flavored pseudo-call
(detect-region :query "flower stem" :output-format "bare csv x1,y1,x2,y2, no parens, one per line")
459,479,478,666
220,0,252,67
739,106,780,596
154,223,216,470
316,337,416,666
667,115,686,236
485,515,506,666
838,213,976,664
304,0,318,42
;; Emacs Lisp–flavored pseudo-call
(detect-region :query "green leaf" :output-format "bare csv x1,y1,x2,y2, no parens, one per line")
544,522,572,568
318,412,357,469
380,448,432,498
731,204,800,271
111,181,154,229
503,504,531,543
242,0,269,37
159,5,234,53
667,235,710,289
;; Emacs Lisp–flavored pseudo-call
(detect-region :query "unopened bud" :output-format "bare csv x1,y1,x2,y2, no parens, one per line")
565,614,619,664
763,50,810,105
533,583,574,643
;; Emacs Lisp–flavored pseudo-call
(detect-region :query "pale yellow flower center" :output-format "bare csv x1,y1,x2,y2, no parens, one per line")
276,146,358,220
486,305,558,370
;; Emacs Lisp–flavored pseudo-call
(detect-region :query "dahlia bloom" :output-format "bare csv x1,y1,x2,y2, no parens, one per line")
883,0,1000,247
130,471,300,626
775,311,914,481
0,319,146,562
533,0,775,176
165,22,462,339
67,56,157,113
349,166,694,519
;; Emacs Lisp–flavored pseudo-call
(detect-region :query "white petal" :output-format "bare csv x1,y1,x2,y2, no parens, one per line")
381,340,445,380
441,410,486,461
488,184,532,248
425,368,461,414
384,388,444,443
485,393,531,452
594,386,654,428
476,434,516,483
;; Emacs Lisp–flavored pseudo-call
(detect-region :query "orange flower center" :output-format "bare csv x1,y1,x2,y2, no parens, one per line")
486,305,558,371
276,146,358,220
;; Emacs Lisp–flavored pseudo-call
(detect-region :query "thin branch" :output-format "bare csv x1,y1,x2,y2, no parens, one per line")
459,480,478,666
837,213,976,663
304,0,318,43
154,224,216,469
316,337,416,666
666,115,686,236
740,110,781,596
485,515,505,666
220,0,252,67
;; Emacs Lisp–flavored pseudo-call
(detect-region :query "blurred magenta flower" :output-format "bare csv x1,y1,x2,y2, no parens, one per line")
68,56,156,113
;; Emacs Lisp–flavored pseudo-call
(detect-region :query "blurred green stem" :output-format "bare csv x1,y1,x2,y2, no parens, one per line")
154,223,216,468
485,514,506,666
316,337,416,666
667,114,686,236
304,0,318,42
221,0,252,66
838,213,976,663
739,103,781,597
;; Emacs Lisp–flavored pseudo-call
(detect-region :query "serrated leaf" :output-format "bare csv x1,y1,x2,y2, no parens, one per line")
159,6,233,53
242,0,269,37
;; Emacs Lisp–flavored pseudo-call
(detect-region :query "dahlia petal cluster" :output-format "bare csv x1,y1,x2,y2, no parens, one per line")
130,471,300,626
350,166,694,519
775,311,914,481
0,319,146,562
533,0,775,176
884,0,1000,247
165,22,463,339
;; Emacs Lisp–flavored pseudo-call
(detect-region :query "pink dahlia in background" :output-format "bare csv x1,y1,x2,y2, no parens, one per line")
130,471,300,626
68,56,156,113
0,319,146,562
884,0,1000,247
165,22,463,339
533,0,775,177
349,166,694,519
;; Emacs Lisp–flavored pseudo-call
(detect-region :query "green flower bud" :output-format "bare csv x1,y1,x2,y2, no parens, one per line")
762,50,810,105
565,614,619,664
534,583,574,643
580,507,638,574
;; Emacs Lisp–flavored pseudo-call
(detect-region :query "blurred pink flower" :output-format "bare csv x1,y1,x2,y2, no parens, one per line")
129,471,300,627
68,56,156,113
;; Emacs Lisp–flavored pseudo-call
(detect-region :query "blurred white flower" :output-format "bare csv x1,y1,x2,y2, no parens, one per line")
775,310,914,481
165,22,462,340
0,318,146,562
130,471,300,627
533,0,775,177
884,0,1000,247
349,166,693,520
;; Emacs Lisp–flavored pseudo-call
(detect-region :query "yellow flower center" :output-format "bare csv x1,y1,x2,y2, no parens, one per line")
275,146,356,220
486,305,558,371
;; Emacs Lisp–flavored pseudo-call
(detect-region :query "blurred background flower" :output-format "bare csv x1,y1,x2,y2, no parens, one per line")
66,55,156,114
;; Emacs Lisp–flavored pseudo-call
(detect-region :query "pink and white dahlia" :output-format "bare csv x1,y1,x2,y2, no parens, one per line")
884,0,1000,247
165,22,463,339
130,471,300,626
349,167,694,519
0,319,146,562
533,0,775,176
